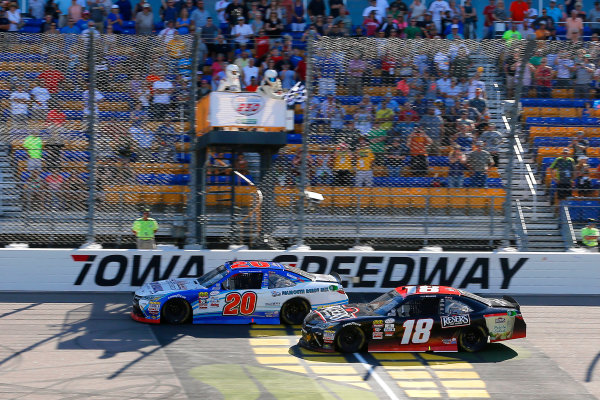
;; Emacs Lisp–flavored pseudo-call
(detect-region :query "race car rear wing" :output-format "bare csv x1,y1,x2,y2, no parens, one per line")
502,295,521,311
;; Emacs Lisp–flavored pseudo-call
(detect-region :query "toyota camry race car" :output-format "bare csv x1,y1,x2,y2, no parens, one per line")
300,285,526,353
132,260,348,325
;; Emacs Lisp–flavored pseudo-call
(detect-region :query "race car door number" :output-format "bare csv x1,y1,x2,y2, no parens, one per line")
223,292,258,315
400,318,434,344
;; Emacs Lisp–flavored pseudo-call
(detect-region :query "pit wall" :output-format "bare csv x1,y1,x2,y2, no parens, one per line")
1,249,598,294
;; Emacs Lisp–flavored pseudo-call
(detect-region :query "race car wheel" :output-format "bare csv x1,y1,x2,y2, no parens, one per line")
336,327,366,353
161,299,191,324
280,299,310,325
458,326,487,352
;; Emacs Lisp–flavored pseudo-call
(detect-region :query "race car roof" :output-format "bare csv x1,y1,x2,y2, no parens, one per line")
225,260,285,270
395,285,461,297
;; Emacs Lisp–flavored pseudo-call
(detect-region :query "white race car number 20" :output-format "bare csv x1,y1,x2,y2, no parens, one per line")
400,318,434,344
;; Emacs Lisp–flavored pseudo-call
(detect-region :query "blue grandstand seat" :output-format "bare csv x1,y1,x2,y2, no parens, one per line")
64,110,84,120
526,117,544,124
294,114,304,124
487,178,503,188
24,72,40,80
287,133,302,144
122,28,136,35
563,117,582,125
374,177,391,186
589,138,600,147
63,151,90,161
311,135,332,144
104,92,133,102
99,111,130,121
123,21,135,28
175,134,191,142
24,18,44,27
176,153,191,163
20,26,41,33
582,117,599,125
56,91,83,101
0,54,47,62
0,72,10,80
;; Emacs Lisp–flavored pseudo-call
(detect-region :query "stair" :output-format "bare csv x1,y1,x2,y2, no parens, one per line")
0,143,22,216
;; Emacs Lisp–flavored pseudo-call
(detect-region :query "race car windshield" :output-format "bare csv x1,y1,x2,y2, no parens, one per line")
368,290,403,312
196,265,228,288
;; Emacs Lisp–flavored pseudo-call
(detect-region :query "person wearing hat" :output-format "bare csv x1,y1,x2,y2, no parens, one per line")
76,9,91,31
106,4,123,33
534,19,550,39
231,15,253,45
446,23,463,39
135,3,153,34
132,209,159,249
581,219,599,252
550,148,575,205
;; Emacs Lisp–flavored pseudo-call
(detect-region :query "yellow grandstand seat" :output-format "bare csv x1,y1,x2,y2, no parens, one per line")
234,186,255,208
487,188,506,210
163,185,187,204
559,108,580,117
389,187,410,208
427,188,448,208
448,188,468,208
468,188,488,209
99,102,131,112
274,186,297,208
355,187,373,208
310,186,334,208
522,107,540,118
429,166,449,177
407,187,427,208
585,127,600,136
107,185,141,204
541,107,560,117
488,167,500,178
551,88,569,98
372,187,391,208
333,186,355,207
586,147,600,157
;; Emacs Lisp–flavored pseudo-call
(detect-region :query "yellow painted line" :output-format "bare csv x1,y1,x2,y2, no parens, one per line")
434,371,480,379
255,356,298,365
396,381,438,388
302,356,348,363
446,389,491,398
319,375,364,383
250,330,290,337
252,347,291,355
249,338,291,346
430,362,474,369
387,370,433,380
299,348,341,356
268,365,307,374
347,382,371,390
380,361,426,367
441,380,486,389
405,389,441,397
252,324,287,329
310,365,358,374
420,354,461,361
372,353,417,360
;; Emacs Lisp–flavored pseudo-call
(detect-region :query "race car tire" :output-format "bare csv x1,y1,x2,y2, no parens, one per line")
335,327,366,353
161,299,191,324
280,299,310,325
458,325,487,352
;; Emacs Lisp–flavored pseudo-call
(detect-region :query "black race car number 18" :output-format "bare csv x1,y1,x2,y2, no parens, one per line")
401,318,434,344
223,292,257,315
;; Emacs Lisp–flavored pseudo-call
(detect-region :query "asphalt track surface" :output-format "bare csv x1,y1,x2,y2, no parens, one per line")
0,293,598,400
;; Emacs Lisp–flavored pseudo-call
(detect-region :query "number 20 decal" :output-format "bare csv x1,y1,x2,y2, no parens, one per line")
223,292,257,316
401,319,434,344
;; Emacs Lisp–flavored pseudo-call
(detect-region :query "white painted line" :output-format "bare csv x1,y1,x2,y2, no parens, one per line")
354,352,402,400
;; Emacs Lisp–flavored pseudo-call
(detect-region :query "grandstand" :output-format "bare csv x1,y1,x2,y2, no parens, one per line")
0,0,599,252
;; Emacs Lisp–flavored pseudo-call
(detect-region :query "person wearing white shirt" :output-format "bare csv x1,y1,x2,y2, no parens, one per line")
231,17,253,45
410,0,427,21
6,4,21,32
215,0,230,26
362,0,383,23
375,0,389,20
30,82,50,119
428,0,450,33
467,78,485,99
524,0,538,24
29,0,45,19
242,58,259,88
158,21,176,44
152,78,173,121
10,87,30,119
436,75,452,96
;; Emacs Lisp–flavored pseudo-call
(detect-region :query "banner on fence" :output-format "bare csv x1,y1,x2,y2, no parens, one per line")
209,92,286,128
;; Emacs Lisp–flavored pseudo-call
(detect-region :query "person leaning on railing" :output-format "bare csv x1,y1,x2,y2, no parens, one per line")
581,218,599,252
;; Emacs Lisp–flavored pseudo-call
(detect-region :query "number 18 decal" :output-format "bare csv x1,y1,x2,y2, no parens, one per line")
401,318,434,344
223,292,257,315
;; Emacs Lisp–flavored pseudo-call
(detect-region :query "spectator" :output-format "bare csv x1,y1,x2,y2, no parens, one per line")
176,7,192,34
363,10,379,36
44,0,60,20
40,14,53,33
158,20,176,43
509,0,528,27
9,81,30,126
419,107,444,146
533,57,552,98
446,23,463,39
332,142,353,186
581,219,599,251
201,17,219,53
524,0,538,24
29,0,45,19
279,63,295,90
519,20,534,37
566,9,583,41
106,5,123,33
77,10,91,31
215,0,229,28
574,157,593,196
68,0,82,22
245,76,258,92
265,11,283,42
82,83,103,117
467,141,493,188
116,0,132,21
571,131,589,161
404,17,424,38
132,209,159,249
461,0,476,39
534,20,550,39
533,9,554,29
133,0,145,16
589,2,600,35
348,54,367,96
428,0,450,34
89,0,106,31
291,0,305,31
24,132,43,171
493,1,508,34
385,138,406,178
30,78,50,119
502,23,522,43
550,148,575,204
135,3,154,34
573,2,586,20
161,0,178,23
242,57,259,88
6,2,20,31
231,16,253,46
479,123,502,166
225,0,247,26
447,144,466,187
151,75,173,120
191,0,208,29
575,55,595,99
483,0,496,39
59,17,80,33
407,127,432,176
547,0,562,24
355,137,375,187
362,0,383,23
375,100,394,131
307,0,325,21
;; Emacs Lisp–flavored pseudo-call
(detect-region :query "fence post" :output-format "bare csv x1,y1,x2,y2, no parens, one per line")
85,28,98,245
186,32,201,248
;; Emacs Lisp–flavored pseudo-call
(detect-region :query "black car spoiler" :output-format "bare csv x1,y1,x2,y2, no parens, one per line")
502,295,521,311
330,272,343,286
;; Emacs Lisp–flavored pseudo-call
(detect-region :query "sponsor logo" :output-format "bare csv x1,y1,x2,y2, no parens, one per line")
265,302,280,307
319,305,360,321
342,322,361,327
148,302,160,315
372,320,383,328
272,291,281,297
150,282,163,293
329,285,338,291
441,314,470,328
167,294,185,300
495,317,506,324
384,324,395,332
234,95,264,116
373,331,383,340
210,291,219,296
384,318,394,324
323,330,335,343
281,289,306,296
199,292,208,298
442,338,457,345
306,288,319,294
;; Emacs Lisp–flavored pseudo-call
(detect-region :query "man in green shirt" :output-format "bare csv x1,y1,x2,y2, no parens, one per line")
404,19,423,39
581,218,599,252
132,209,159,249
502,24,522,44
23,133,43,170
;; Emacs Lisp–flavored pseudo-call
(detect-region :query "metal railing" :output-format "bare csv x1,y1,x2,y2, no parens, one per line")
560,202,579,250
514,199,529,251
